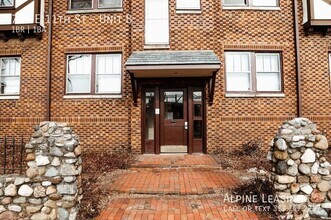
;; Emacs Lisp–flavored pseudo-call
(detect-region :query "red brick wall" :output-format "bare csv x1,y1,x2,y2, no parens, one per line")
0,0,309,153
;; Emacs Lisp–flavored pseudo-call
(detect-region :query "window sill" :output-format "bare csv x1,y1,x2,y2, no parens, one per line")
225,93,285,98
66,8,123,14
222,6,280,11
144,45,170,50
176,9,202,14
0,96,20,100
63,94,122,99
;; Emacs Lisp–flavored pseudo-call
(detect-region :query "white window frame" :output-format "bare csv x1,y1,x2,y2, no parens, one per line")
95,54,122,94
66,53,122,95
225,52,252,92
223,0,279,8
176,0,201,10
0,57,21,96
66,54,92,94
255,53,281,92
145,0,170,45
225,51,283,96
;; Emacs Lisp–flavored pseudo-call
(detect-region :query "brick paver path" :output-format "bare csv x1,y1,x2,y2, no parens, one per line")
110,171,240,195
98,154,263,220
97,198,259,220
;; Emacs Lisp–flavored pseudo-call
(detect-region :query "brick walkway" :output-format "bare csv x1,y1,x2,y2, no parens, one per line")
96,198,259,220
98,154,262,220
110,171,240,195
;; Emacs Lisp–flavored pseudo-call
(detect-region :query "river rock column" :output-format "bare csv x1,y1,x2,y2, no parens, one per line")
25,122,82,220
269,118,331,219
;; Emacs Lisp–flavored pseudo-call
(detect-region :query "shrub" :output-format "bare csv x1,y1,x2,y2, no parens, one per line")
82,150,135,173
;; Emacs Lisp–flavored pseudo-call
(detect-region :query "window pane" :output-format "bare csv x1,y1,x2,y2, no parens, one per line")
70,0,92,9
177,0,200,9
313,0,331,19
226,52,250,72
68,55,91,75
145,92,155,141
96,54,122,94
0,0,13,7
98,0,122,8
252,0,277,6
227,73,251,91
223,0,246,6
1,76,20,94
193,91,202,102
256,73,281,91
164,91,184,120
1,58,21,76
96,74,121,93
67,75,91,93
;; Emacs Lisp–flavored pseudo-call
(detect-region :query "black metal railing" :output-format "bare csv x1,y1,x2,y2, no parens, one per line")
0,136,25,175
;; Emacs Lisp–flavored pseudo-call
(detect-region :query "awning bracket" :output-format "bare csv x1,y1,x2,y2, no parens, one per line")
208,71,217,106
129,71,138,107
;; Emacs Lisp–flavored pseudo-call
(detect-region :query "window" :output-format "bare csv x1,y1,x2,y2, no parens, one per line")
225,52,281,93
66,54,122,95
69,0,122,10
223,0,278,7
176,0,200,10
145,0,169,45
0,57,21,95
0,0,14,7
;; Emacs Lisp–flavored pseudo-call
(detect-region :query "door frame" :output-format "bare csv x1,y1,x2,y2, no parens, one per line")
141,80,207,154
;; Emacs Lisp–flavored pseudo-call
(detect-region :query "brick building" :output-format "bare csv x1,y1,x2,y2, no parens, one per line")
0,0,330,154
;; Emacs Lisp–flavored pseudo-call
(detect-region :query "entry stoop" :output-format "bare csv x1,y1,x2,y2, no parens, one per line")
130,154,223,171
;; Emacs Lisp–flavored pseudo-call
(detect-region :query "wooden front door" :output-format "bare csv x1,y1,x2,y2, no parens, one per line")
160,89,188,153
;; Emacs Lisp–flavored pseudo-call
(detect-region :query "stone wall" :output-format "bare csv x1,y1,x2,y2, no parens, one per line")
0,122,82,220
270,118,331,219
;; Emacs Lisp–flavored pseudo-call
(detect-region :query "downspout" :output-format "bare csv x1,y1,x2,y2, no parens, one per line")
293,0,302,117
46,0,53,121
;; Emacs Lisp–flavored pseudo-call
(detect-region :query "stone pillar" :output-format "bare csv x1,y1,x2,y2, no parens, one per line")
270,118,331,219
0,122,82,220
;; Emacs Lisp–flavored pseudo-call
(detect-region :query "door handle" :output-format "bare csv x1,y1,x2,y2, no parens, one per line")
185,122,188,130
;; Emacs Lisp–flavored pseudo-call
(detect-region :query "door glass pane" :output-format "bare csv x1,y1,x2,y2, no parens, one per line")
145,92,155,141
194,121,203,139
194,104,202,117
193,91,202,102
164,91,184,120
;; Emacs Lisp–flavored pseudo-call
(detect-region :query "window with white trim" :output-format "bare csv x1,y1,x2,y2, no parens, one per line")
145,0,169,45
69,0,122,10
176,0,200,10
223,0,278,7
66,54,122,95
225,52,282,93
0,57,21,95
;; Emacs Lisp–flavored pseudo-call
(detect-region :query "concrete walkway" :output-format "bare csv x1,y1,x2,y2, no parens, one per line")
97,154,262,220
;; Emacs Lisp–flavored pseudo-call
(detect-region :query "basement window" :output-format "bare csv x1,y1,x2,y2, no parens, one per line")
0,57,21,96
66,54,122,95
